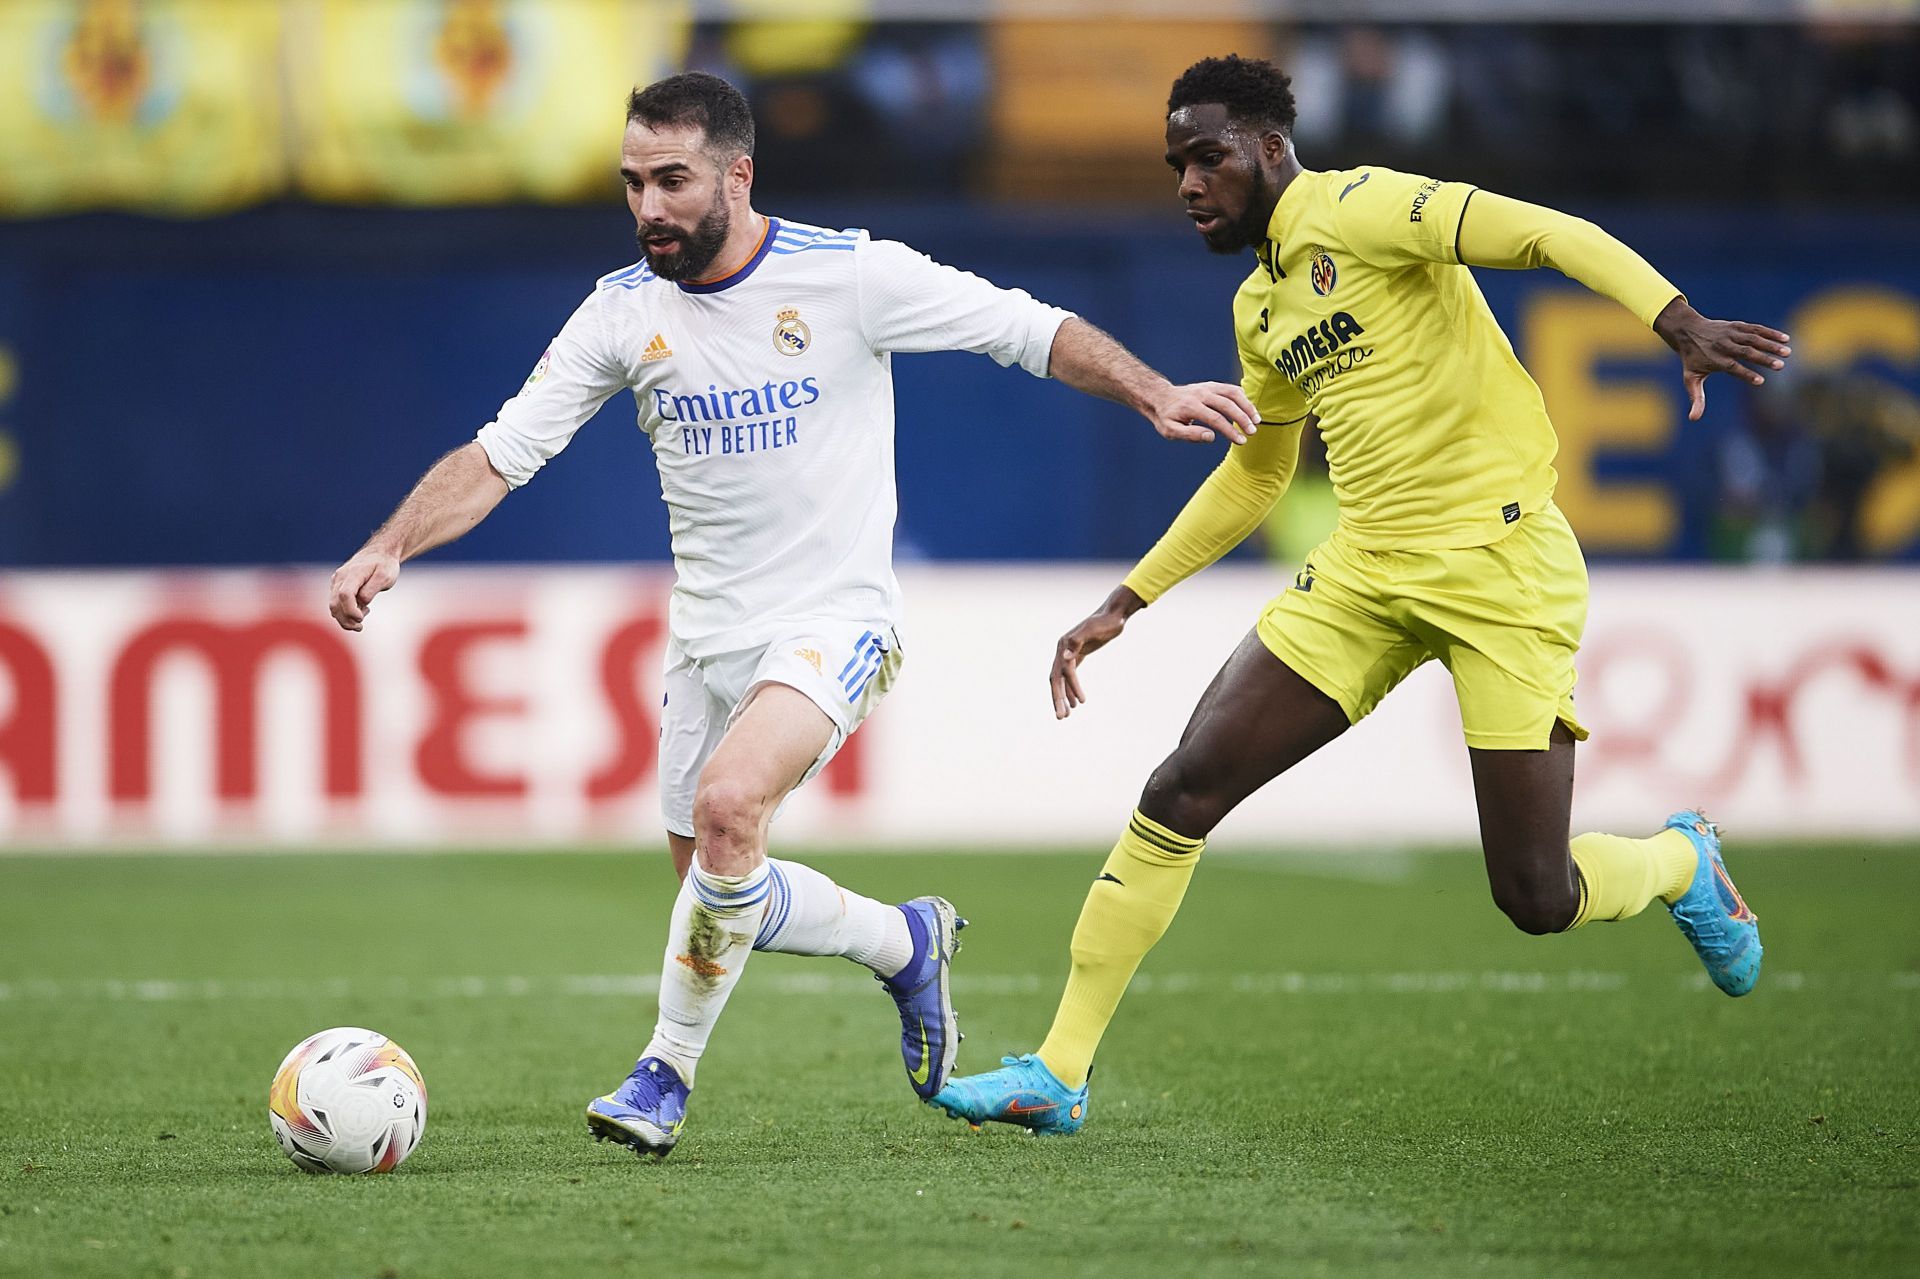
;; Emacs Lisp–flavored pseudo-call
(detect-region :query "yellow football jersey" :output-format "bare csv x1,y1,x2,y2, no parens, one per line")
1235,166,1558,551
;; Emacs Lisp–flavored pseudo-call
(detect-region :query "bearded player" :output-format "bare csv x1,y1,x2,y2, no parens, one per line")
932,55,1785,1134
326,72,1259,1158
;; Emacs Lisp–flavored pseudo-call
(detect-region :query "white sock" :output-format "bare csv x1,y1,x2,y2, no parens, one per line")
642,862,770,1086
753,858,914,978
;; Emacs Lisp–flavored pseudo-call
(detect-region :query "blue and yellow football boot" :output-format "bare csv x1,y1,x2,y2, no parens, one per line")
585,1056,689,1159
881,896,966,1099
1665,810,1762,996
929,1054,1089,1135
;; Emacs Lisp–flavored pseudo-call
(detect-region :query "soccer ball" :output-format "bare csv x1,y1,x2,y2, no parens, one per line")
268,1027,427,1174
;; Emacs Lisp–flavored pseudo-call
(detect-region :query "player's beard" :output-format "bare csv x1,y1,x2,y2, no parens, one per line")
1204,163,1275,256
638,202,732,281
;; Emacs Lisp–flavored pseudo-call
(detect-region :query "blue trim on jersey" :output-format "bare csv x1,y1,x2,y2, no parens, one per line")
773,223,861,244
599,260,655,290
676,218,782,295
770,225,862,256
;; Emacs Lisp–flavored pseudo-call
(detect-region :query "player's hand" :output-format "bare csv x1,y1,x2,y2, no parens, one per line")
1051,585,1147,719
1144,381,1258,445
328,550,401,632
1652,298,1792,423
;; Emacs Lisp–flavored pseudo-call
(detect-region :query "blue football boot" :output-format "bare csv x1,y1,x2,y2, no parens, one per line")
881,896,966,1099
585,1056,690,1159
929,1054,1089,1135
1664,810,1762,996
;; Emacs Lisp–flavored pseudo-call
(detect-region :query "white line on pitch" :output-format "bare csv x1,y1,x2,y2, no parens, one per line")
0,969,1886,1003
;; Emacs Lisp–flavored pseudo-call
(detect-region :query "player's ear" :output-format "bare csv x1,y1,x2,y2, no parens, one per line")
1263,129,1289,165
729,153,754,197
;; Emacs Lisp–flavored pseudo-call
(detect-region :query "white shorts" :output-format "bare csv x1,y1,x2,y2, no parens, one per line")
658,619,904,838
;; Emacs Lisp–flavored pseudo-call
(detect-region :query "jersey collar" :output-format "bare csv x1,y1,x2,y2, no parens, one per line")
677,216,779,294
1259,170,1316,278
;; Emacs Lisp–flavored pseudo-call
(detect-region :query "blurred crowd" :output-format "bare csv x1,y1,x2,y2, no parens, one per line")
701,19,1919,203
1283,22,1917,203
678,18,991,197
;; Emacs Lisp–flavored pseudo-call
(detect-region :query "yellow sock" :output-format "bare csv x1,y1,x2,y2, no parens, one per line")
1567,828,1697,928
1034,811,1203,1088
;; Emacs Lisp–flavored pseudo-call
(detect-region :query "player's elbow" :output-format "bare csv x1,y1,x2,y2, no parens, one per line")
1537,215,1604,266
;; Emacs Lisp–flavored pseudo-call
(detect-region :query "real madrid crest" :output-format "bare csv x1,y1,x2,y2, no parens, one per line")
1308,247,1337,298
773,307,811,357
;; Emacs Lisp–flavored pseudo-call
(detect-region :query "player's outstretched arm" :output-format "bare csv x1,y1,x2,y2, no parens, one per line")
1650,297,1792,422
1451,190,1791,420
852,240,1250,443
1047,318,1257,445
328,442,509,632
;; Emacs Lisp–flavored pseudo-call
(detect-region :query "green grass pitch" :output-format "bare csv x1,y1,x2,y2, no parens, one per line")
2,844,1915,1278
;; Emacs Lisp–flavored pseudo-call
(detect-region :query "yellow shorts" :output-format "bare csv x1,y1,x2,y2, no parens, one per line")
1256,502,1590,750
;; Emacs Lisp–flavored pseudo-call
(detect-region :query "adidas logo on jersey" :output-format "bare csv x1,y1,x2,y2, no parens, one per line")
642,333,673,363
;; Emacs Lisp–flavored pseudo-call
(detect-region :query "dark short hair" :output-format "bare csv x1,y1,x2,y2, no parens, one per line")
626,72,755,160
1167,55,1297,136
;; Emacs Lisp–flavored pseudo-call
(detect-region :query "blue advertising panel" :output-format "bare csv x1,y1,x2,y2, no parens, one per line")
5,203,1917,566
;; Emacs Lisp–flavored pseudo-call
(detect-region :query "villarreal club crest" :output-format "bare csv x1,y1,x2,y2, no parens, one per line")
1310,248,1338,298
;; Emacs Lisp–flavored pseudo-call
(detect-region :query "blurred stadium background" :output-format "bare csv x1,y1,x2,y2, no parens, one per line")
0,0,1915,849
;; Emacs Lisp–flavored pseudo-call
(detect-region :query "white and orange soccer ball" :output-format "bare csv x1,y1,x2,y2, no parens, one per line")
268,1027,427,1174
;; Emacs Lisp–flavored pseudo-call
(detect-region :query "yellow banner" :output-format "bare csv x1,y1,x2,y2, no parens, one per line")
0,0,286,216
289,0,688,206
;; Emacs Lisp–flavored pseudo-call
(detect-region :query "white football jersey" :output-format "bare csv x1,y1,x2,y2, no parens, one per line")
476,217,1073,656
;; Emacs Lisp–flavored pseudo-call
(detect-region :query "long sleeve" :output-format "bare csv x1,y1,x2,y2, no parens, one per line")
1122,421,1304,604
1454,189,1682,327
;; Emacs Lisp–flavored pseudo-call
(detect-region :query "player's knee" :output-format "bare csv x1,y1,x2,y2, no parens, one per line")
691,776,766,852
1137,756,1223,838
1490,869,1579,935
